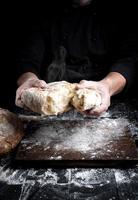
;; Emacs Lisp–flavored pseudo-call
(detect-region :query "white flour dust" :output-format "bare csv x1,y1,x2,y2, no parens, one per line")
114,170,130,184
0,165,112,188
71,168,112,187
0,166,58,185
0,161,137,200
27,118,130,155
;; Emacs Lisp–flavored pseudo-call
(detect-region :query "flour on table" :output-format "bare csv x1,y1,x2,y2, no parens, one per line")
114,170,130,184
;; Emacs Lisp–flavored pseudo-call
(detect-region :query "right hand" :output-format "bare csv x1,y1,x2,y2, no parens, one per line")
15,77,47,108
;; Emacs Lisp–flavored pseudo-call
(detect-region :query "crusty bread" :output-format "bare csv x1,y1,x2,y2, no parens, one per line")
20,81,76,115
0,108,24,155
72,88,102,112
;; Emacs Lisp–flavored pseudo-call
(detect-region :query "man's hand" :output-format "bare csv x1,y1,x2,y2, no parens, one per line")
76,80,111,116
16,72,47,108
77,72,126,116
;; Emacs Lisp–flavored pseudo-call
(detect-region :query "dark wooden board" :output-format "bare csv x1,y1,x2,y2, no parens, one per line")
15,118,138,165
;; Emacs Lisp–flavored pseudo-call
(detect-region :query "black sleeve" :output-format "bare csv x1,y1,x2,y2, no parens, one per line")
16,20,46,79
107,6,138,92
109,31,137,92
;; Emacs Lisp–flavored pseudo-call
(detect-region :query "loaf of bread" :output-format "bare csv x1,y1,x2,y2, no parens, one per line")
0,108,24,155
20,81,76,115
72,88,102,112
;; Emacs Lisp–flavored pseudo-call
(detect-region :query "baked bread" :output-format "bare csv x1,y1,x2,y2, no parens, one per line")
20,81,76,115
72,88,102,112
0,108,24,155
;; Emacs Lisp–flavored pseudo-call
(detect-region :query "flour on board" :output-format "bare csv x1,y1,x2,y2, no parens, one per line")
25,118,130,155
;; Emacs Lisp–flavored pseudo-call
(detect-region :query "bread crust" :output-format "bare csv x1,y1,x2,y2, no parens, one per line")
0,108,24,155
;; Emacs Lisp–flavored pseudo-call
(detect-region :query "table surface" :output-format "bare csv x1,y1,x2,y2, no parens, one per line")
0,98,138,200
16,98,138,162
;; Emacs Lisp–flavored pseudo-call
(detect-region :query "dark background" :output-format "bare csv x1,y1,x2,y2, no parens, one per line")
0,0,138,108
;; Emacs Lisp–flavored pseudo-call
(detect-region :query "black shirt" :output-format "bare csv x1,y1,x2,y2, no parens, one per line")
16,1,137,91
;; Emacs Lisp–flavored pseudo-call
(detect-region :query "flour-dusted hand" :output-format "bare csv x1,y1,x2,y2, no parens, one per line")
72,87,102,112
76,80,111,116
76,72,126,116
16,72,47,108
17,81,75,115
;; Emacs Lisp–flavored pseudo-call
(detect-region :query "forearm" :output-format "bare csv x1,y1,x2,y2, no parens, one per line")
17,72,39,87
100,72,126,96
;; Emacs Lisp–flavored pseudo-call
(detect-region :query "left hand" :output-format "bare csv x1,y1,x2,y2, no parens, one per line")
16,77,47,108
76,80,111,116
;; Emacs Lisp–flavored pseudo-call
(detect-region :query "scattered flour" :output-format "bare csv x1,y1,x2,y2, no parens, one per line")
0,166,58,185
71,168,112,187
0,161,137,200
114,170,130,184
50,156,62,160
0,158,113,188
26,118,130,156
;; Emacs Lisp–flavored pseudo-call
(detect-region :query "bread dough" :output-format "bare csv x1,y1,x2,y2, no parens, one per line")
72,88,102,112
20,81,76,115
0,108,24,155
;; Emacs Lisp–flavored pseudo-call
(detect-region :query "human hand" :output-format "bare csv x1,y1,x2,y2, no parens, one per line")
15,77,47,108
76,80,111,116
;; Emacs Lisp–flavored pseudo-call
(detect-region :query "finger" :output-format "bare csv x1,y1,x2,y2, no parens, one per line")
40,80,47,88
87,90,110,115
89,105,108,115
72,83,79,89
15,89,22,106
81,110,92,115
15,95,24,107
78,81,97,90
89,96,110,115
15,85,27,107
33,80,47,88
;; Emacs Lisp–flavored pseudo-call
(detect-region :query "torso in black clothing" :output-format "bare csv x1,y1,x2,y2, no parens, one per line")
16,1,130,84
40,2,119,83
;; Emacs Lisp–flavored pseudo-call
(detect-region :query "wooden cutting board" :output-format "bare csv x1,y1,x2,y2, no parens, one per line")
15,116,138,166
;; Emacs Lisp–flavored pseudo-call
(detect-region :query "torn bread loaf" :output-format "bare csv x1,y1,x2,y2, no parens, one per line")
72,88,102,112
20,81,76,115
0,108,24,155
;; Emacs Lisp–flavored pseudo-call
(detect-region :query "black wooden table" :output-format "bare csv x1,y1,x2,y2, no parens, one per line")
0,98,138,200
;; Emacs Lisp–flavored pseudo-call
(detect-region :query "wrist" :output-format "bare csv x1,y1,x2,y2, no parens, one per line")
17,72,39,86
100,72,126,96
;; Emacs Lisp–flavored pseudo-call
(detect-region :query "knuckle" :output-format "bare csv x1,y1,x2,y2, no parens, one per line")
35,79,41,84
41,80,46,85
80,80,86,84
